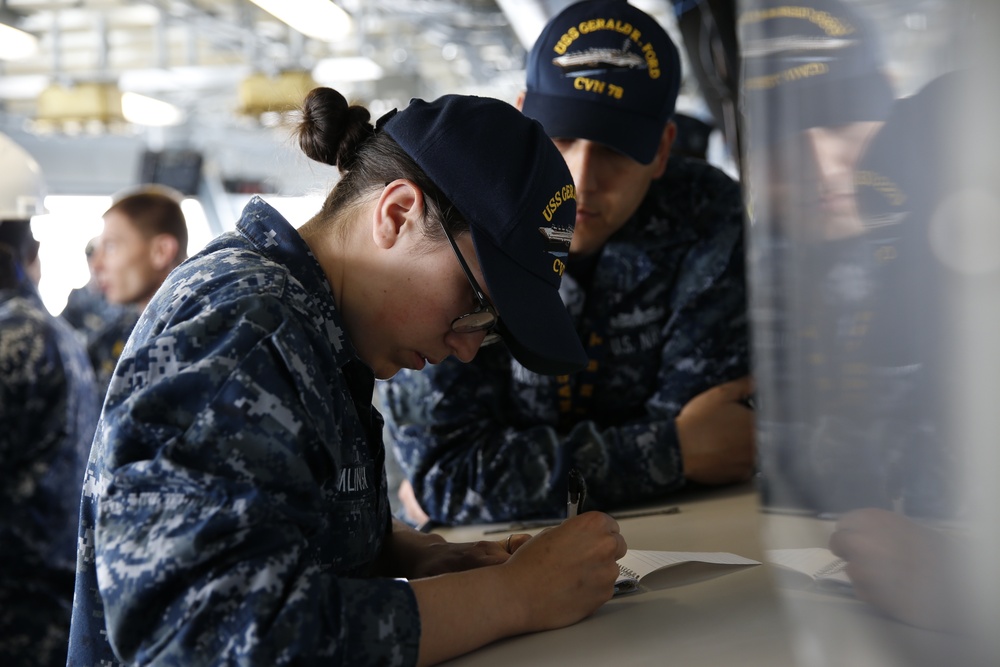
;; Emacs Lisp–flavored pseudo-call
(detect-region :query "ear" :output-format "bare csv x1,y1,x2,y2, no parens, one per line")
514,90,526,112
149,234,179,271
373,179,425,249
651,120,677,179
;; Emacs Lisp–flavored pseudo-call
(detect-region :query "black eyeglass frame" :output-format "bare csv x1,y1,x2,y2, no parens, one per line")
438,218,501,346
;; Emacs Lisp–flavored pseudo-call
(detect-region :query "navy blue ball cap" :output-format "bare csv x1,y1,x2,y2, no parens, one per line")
383,94,587,375
522,0,681,165
740,0,894,140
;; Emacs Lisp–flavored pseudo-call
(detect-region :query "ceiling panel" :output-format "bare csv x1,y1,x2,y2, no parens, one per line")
0,1,676,196
0,0,536,121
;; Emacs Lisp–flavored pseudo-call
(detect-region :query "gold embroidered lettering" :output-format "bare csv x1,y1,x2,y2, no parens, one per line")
738,6,854,37
541,183,577,223
574,76,607,94
553,26,580,55
641,43,660,79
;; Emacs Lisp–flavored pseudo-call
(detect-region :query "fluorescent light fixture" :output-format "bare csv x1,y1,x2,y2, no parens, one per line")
121,92,185,126
312,56,384,84
0,22,39,60
0,74,47,99
248,0,353,42
119,66,251,94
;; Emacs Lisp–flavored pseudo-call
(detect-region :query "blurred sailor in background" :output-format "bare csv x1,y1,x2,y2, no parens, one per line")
0,133,100,667
743,0,998,661
86,185,188,393
740,0,907,515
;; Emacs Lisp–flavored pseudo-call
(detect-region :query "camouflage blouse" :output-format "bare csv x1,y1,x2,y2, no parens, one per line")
68,197,419,666
1,278,100,666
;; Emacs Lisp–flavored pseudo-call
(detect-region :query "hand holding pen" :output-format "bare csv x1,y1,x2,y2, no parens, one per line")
497,468,587,556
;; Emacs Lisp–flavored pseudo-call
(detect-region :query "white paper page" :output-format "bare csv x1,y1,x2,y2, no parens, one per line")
766,547,851,585
615,550,761,594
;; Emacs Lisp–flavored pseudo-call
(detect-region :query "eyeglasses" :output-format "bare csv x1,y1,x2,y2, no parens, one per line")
438,218,501,346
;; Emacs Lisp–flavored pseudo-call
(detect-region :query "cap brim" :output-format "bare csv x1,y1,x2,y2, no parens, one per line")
522,91,664,165
471,226,586,376
744,70,894,144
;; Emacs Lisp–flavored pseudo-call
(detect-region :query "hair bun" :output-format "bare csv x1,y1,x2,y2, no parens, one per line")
297,87,373,170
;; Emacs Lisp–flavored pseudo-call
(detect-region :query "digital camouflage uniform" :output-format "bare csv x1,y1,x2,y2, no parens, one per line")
380,155,749,523
67,197,420,666
86,304,141,395
1,276,100,667
61,283,124,341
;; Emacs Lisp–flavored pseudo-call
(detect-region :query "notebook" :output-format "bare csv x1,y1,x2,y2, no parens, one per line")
765,547,853,593
614,550,761,595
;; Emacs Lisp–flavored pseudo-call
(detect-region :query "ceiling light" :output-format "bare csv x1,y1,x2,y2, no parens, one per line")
36,83,183,128
248,0,353,42
121,92,185,126
312,56,384,84
118,66,251,95
0,22,38,60
0,74,47,99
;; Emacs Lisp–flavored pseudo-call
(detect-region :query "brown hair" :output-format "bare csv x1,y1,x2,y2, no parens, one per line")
294,87,466,243
104,186,188,264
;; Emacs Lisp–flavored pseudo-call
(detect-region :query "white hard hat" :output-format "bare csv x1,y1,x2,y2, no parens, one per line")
0,133,47,221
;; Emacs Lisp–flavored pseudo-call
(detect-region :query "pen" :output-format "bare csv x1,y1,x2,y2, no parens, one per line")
482,505,682,534
612,505,680,520
567,468,587,518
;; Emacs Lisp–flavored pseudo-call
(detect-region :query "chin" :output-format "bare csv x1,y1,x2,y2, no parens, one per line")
373,364,402,381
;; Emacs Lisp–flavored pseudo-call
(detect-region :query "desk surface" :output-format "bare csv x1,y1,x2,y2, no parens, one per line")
757,509,990,667
435,485,991,666
435,484,799,667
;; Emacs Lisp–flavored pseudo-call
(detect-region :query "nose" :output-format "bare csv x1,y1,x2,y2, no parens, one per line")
562,140,599,194
804,126,875,195
446,329,487,363
91,248,105,273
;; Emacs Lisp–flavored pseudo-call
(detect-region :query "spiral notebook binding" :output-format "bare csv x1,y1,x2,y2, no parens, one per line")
615,564,641,594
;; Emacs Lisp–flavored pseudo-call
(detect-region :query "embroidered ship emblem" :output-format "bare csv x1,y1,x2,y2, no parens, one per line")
538,226,573,257
742,36,856,59
552,39,646,76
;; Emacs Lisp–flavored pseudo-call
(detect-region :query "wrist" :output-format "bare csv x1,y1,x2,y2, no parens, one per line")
492,562,534,636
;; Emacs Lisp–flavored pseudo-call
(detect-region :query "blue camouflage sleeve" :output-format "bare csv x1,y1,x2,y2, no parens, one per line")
382,354,564,524
93,294,420,666
646,163,749,416
384,351,687,524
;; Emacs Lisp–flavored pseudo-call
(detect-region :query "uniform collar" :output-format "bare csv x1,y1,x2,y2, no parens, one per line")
236,196,357,363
